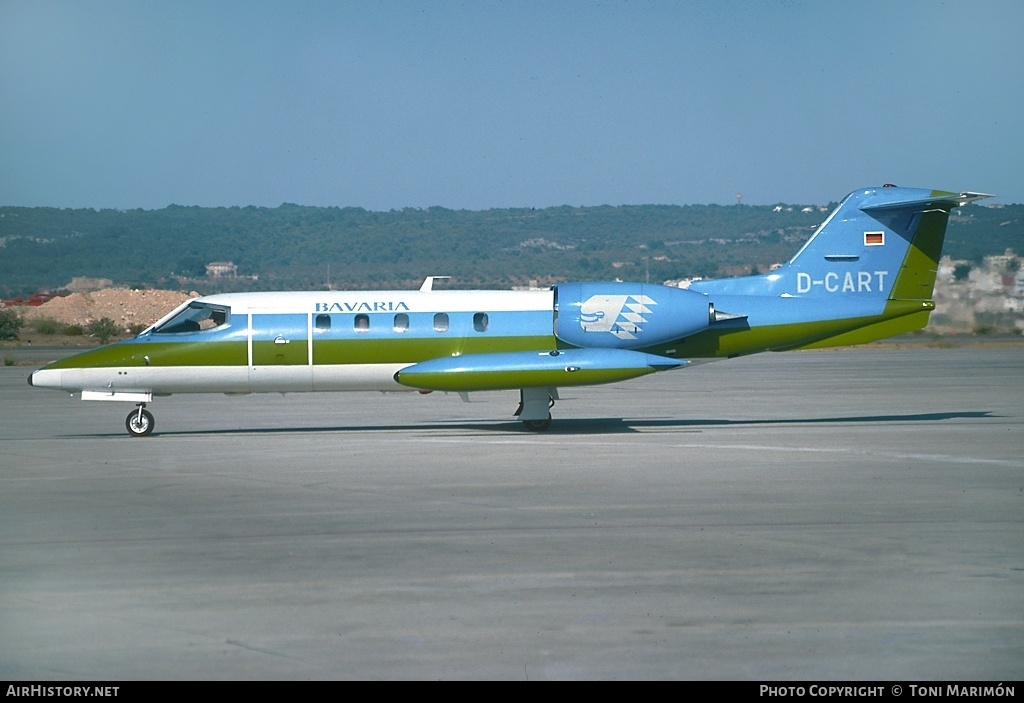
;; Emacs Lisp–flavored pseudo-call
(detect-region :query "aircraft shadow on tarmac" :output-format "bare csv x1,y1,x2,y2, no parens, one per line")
62,410,995,438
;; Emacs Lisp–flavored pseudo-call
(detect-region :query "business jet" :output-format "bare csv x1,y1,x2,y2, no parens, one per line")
28,186,990,435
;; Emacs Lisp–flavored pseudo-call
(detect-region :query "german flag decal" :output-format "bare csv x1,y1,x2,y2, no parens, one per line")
864,231,885,246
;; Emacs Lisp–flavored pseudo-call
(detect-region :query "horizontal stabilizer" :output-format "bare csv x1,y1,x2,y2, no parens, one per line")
860,190,993,212
395,348,687,392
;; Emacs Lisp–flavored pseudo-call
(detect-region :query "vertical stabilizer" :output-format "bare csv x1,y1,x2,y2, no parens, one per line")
691,187,991,302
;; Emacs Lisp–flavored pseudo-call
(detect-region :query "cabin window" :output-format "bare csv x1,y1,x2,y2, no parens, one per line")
393,313,409,333
152,302,230,335
354,314,370,332
433,313,449,333
315,314,331,332
473,312,489,332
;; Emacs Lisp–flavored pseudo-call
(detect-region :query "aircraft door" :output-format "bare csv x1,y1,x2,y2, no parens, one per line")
249,313,312,392
251,313,310,366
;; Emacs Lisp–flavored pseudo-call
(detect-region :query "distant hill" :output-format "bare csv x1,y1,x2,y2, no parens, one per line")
1,200,1020,296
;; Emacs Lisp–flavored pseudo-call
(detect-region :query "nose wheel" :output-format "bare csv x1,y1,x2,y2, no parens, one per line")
126,404,155,437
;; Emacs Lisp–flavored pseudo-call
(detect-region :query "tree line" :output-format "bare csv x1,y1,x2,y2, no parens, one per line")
0,200,1020,296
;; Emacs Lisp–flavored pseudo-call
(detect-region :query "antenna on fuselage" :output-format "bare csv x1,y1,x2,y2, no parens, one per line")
419,275,451,292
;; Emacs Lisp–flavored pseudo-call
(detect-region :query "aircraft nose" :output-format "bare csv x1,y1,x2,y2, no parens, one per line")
28,368,62,389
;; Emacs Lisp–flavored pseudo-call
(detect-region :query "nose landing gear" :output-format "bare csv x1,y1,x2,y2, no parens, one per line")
126,404,155,437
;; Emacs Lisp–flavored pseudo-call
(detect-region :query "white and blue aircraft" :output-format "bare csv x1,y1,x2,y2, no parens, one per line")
28,186,990,435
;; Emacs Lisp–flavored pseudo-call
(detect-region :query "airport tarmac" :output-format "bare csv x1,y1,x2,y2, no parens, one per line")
1,346,1021,680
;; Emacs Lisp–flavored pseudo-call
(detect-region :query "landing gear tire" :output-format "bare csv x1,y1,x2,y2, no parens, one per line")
522,415,552,432
126,407,155,437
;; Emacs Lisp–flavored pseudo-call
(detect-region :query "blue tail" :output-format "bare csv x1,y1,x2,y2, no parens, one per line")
691,186,991,302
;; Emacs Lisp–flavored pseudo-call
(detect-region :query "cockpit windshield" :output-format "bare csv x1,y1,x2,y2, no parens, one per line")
151,302,231,335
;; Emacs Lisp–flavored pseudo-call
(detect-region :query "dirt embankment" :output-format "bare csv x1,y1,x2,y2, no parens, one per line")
19,289,197,331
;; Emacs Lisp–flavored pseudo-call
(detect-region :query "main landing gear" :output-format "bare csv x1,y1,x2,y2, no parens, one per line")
516,387,557,431
126,403,155,437
522,416,552,432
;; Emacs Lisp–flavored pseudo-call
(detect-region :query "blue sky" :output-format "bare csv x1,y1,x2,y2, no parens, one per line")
2,0,1021,210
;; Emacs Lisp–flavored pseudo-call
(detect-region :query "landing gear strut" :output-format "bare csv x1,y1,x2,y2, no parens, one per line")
125,404,155,437
516,387,557,431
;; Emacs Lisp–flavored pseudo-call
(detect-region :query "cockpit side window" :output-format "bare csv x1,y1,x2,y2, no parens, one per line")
152,303,231,335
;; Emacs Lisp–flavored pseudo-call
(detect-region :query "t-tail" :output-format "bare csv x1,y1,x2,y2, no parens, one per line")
688,185,993,352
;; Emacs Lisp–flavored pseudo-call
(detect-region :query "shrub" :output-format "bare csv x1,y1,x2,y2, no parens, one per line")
0,308,23,341
34,317,63,335
86,318,122,344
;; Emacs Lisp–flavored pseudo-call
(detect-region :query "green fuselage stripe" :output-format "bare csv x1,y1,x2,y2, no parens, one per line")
47,341,247,369
47,335,559,369
642,302,930,358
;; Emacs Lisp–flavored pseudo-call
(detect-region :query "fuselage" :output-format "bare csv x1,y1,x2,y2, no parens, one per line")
27,281,926,399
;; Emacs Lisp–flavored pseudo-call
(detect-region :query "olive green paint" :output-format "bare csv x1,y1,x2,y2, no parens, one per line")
399,366,654,392
47,341,248,369
253,340,307,366
45,335,557,370
646,300,933,359
788,310,932,350
889,206,950,301
311,334,555,365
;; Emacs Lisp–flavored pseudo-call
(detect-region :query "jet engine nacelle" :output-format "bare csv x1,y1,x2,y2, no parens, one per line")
554,282,713,349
